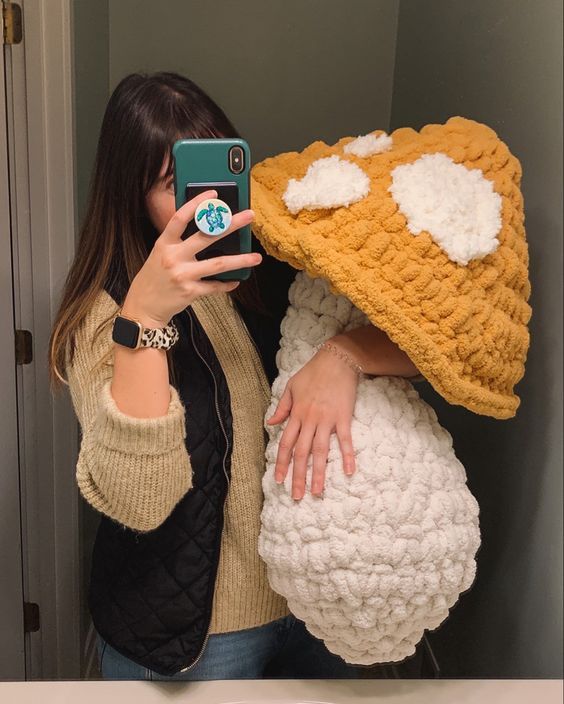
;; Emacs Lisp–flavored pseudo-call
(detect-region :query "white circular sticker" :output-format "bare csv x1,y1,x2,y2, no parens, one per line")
194,198,233,236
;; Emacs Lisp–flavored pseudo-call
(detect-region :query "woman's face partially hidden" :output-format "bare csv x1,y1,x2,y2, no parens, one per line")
145,159,176,234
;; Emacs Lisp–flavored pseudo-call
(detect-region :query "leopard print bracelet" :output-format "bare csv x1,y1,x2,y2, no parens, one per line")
314,340,365,376
140,320,180,350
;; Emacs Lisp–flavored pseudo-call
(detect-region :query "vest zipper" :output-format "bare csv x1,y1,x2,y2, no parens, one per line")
187,305,231,487
178,628,211,674
177,306,230,673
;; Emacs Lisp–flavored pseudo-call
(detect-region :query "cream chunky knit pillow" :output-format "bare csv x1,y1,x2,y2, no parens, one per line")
258,271,481,664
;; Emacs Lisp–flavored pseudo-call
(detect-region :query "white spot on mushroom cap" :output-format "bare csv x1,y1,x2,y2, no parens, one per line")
388,152,502,266
344,132,393,157
283,155,370,215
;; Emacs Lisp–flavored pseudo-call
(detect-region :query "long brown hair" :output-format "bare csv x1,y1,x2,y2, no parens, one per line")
49,71,267,391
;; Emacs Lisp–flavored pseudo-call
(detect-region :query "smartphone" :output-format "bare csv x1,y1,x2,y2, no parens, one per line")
172,138,252,281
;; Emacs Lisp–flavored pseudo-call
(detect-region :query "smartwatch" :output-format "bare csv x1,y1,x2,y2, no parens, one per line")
112,313,179,350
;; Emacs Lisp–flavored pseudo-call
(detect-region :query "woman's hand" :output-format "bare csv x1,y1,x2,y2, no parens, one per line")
266,324,421,500
123,189,263,327
266,349,359,500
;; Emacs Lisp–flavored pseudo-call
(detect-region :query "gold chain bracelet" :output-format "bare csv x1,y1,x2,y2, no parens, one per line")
314,340,365,376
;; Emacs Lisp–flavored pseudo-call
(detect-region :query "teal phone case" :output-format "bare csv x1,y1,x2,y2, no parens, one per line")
173,138,251,281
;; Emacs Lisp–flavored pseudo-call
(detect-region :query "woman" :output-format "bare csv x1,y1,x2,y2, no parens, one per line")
48,72,420,680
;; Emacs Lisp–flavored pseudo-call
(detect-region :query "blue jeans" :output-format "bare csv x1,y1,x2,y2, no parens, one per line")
96,613,366,680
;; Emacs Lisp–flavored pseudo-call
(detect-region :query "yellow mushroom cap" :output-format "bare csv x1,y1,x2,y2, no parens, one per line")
250,116,532,419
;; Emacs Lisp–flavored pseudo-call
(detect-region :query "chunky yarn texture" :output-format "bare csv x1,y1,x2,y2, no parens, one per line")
251,116,532,418
258,271,481,664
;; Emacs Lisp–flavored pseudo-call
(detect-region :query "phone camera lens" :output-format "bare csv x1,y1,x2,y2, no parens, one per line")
229,146,245,174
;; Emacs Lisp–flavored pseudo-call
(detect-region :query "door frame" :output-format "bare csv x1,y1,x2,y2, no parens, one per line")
0,4,25,682
3,0,80,679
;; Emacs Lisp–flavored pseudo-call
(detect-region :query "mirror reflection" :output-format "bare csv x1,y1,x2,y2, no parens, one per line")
1,0,561,693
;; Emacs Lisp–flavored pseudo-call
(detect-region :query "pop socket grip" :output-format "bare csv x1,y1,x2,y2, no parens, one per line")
195,198,233,236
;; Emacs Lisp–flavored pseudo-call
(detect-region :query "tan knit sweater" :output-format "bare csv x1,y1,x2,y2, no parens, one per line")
65,288,289,635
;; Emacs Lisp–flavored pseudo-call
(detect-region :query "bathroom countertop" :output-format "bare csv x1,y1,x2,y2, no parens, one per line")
0,678,562,703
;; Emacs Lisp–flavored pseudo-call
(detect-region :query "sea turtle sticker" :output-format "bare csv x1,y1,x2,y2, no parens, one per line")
194,198,233,236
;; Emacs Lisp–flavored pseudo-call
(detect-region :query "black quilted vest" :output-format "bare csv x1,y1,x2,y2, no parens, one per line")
88,237,295,677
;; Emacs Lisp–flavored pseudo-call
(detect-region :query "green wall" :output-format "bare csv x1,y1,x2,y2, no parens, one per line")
108,0,400,162
73,0,109,221
391,0,563,678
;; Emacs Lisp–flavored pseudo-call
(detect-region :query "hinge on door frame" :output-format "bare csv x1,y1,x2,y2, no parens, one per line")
2,1,22,45
15,329,33,364
23,602,40,633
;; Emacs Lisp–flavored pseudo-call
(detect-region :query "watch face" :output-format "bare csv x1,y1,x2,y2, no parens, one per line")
112,316,141,348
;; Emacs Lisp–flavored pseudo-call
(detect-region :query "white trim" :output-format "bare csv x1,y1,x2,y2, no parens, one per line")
6,0,80,679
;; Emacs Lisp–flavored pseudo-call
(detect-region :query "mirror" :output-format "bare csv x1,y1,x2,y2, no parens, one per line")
0,0,561,692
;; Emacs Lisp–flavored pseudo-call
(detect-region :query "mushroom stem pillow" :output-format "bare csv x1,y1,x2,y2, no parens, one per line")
259,271,480,664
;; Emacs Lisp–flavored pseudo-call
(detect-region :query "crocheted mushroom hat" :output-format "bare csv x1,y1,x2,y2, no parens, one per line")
250,116,532,418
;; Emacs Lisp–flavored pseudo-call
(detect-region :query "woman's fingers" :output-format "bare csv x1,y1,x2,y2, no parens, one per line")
311,425,332,496
179,208,256,259
267,386,292,426
336,420,356,476
290,422,331,500
274,415,300,486
190,249,262,280
188,277,244,297
160,189,218,243
275,417,355,499
158,192,258,281
290,421,317,501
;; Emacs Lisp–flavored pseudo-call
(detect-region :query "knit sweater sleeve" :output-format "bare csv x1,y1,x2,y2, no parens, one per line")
65,289,193,532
